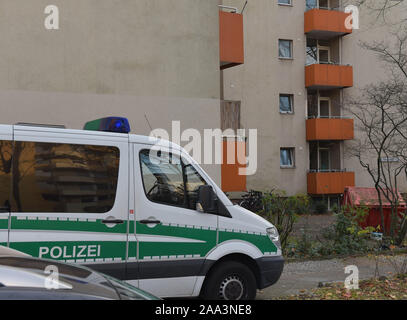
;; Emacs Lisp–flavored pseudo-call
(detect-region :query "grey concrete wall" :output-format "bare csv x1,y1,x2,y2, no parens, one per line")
0,0,223,185
0,0,221,99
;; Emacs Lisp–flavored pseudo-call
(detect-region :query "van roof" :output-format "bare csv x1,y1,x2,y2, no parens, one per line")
0,124,182,151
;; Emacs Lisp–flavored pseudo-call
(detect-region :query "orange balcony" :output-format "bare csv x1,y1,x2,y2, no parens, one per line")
307,171,355,195
219,11,244,70
221,139,246,192
306,118,354,141
305,9,352,39
305,64,353,89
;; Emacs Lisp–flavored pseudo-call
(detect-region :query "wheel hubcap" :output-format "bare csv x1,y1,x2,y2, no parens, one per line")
219,275,244,300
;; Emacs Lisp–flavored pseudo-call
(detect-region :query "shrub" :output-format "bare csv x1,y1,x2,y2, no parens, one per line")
316,205,376,255
259,191,311,249
285,204,379,258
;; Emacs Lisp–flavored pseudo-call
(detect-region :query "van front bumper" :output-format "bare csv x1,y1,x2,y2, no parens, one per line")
255,255,284,289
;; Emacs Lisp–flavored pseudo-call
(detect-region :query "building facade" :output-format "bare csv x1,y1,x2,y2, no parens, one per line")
0,0,246,186
1,0,406,205
222,0,407,206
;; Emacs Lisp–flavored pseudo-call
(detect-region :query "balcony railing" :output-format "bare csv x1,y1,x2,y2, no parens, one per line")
306,117,354,141
304,8,352,39
221,139,246,192
219,10,244,70
307,171,355,195
305,63,353,89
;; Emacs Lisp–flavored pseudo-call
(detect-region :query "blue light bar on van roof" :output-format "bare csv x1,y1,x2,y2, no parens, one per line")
84,117,130,134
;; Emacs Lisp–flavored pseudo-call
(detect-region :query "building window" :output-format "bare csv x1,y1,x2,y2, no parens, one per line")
306,38,318,65
279,40,293,59
306,39,332,65
306,0,317,10
306,0,331,10
278,0,292,5
280,148,295,168
279,94,294,113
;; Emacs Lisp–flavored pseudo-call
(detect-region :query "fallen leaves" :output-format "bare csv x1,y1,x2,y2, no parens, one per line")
276,274,407,300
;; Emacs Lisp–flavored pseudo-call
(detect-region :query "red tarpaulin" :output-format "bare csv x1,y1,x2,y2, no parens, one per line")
343,187,406,233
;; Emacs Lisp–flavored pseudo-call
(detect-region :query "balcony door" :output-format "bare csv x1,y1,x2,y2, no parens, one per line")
318,47,330,64
319,97,331,118
318,147,330,171
319,0,331,9
306,0,331,10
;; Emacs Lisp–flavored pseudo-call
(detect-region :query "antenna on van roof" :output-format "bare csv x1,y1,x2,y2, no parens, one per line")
144,114,158,138
144,114,153,132
15,122,66,129
241,1,248,14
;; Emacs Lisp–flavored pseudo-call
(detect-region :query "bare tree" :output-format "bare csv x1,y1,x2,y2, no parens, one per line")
344,0,407,25
346,28,407,245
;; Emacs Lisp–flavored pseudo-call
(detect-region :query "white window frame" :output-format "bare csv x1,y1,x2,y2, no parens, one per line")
279,39,293,59
318,45,331,64
278,0,292,6
280,148,295,168
318,96,331,118
279,94,294,114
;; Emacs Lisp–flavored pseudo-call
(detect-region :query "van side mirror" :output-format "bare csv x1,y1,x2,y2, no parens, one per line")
197,185,217,214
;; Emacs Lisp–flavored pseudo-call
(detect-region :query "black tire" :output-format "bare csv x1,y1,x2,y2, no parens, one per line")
202,261,257,300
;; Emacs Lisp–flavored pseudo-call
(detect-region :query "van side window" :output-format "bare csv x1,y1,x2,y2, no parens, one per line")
184,162,207,210
140,150,186,207
139,150,207,210
11,141,120,213
0,140,12,210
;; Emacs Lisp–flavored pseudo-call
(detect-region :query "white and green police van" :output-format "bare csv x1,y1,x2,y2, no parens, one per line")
0,117,283,300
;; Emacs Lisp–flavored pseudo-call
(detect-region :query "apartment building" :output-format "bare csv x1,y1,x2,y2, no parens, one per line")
2,0,404,206
221,0,407,207
0,0,248,187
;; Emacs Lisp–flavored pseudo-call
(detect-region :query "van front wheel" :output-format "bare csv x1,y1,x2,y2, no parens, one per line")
202,261,257,300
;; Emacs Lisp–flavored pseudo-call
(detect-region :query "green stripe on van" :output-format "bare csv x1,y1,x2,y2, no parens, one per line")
0,219,7,230
6,218,277,258
136,222,277,257
219,230,277,254
136,223,216,243
136,222,217,259
10,216,131,234
10,241,127,261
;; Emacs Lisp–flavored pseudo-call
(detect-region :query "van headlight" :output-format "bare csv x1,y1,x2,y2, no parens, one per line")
266,226,280,242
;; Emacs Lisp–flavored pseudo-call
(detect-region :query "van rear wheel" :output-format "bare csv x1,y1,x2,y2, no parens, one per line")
202,261,257,300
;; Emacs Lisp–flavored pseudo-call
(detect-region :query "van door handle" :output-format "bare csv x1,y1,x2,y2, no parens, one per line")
101,219,124,225
139,219,161,225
